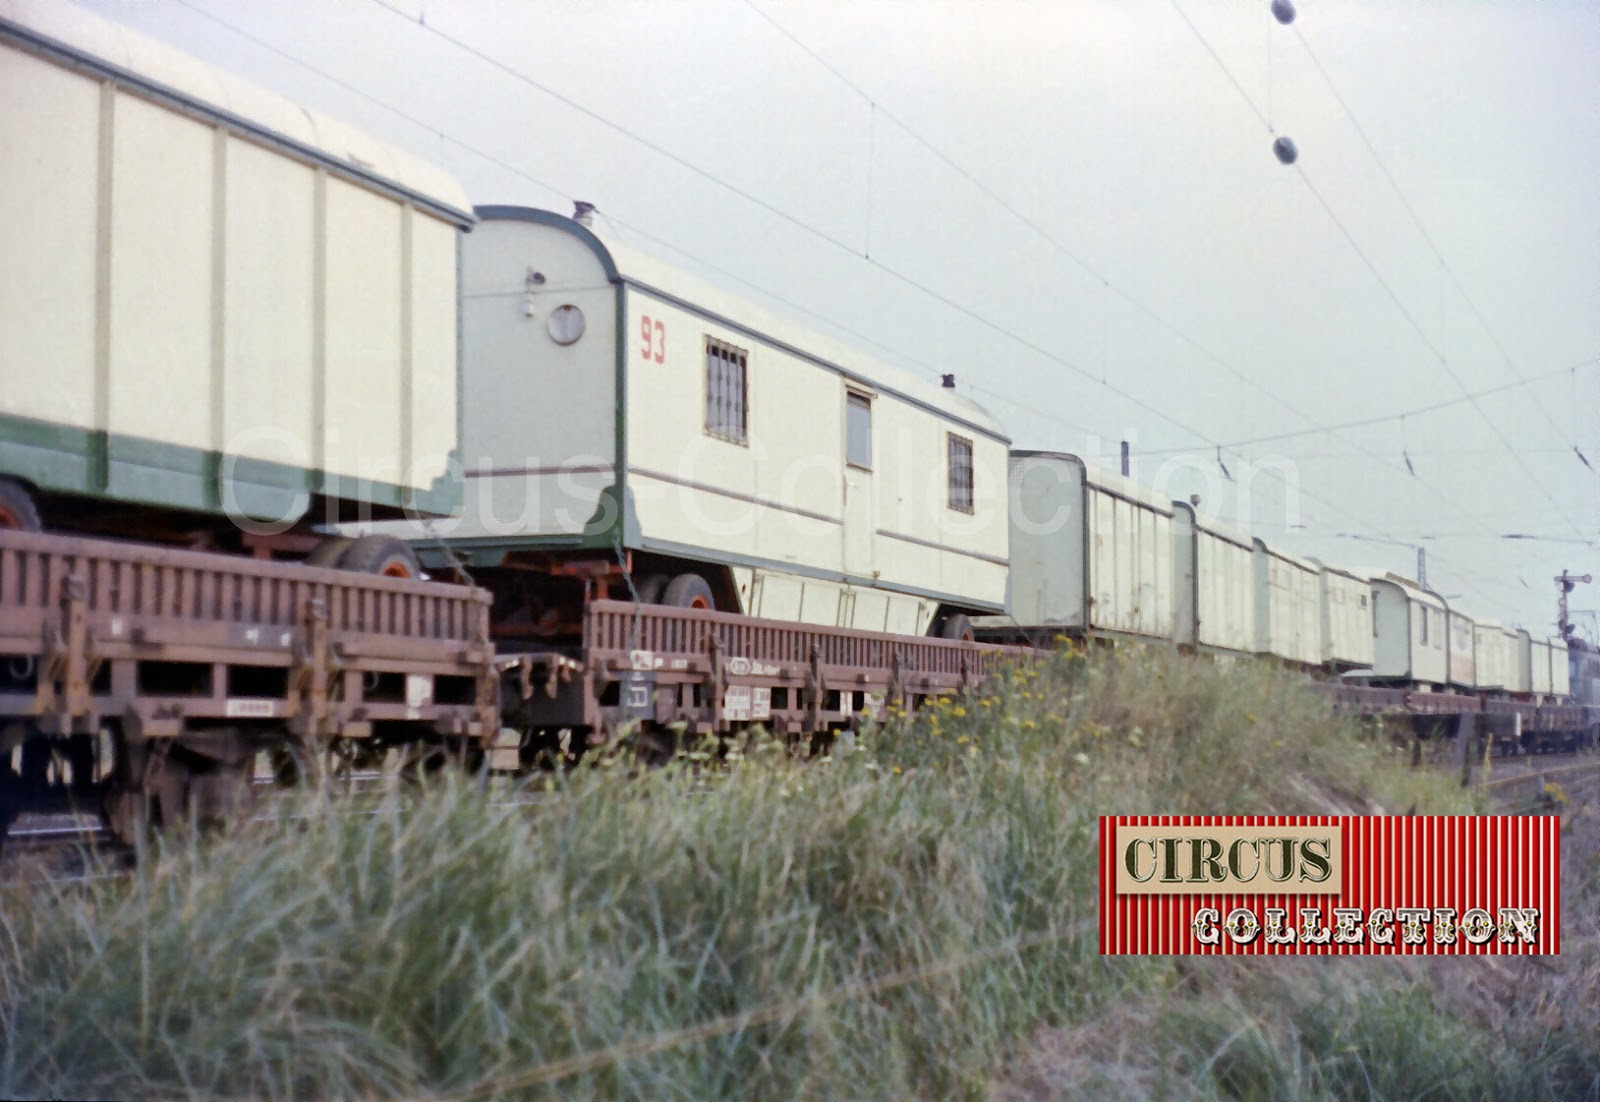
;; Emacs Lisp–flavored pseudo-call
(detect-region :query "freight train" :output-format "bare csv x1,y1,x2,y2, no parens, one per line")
0,2,1592,841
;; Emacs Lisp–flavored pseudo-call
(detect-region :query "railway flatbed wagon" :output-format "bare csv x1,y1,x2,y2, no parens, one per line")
0,527,497,841
500,600,1025,756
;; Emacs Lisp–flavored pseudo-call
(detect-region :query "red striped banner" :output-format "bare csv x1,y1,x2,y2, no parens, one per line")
1099,816,1560,955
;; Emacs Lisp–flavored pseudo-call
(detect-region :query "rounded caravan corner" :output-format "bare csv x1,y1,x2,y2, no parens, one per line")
1368,573,1448,687
472,205,623,283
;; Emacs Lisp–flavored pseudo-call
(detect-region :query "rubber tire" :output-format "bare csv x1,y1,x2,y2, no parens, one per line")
662,572,716,610
338,534,421,579
634,575,667,604
939,613,975,642
305,536,355,568
0,479,41,532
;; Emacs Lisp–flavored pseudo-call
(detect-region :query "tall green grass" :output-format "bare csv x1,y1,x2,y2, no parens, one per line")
0,643,1592,1101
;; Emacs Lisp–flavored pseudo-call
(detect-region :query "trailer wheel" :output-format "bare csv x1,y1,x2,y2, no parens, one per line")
338,535,421,579
939,613,975,642
662,572,716,610
0,479,41,532
306,536,354,567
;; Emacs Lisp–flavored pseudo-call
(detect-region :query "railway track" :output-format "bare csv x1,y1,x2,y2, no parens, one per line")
1482,754,1600,813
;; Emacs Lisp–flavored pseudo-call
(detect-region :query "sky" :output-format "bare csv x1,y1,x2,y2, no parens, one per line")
71,0,1600,634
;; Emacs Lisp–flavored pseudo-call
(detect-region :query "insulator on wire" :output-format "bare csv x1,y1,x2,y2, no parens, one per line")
1272,136,1299,165
1271,0,1296,26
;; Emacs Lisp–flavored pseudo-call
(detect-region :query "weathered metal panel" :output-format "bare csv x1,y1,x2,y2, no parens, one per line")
1313,561,1373,669
1087,471,1173,639
1446,608,1476,690
1252,540,1319,665
1510,629,1534,695
992,454,1172,640
1473,621,1512,691
993,452,1085,630
1530,635,1554,696
1549,637,1570,697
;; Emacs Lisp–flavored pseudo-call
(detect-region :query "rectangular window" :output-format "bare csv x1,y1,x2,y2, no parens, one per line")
845,391,872,469
704,337,748,444
947,433,974,513
1419,607,1430,646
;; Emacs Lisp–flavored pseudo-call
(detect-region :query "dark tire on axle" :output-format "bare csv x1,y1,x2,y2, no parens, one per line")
305,536,355,568
939,613,975,642
0,479,41,532
662,572,716,611
338,535,421,580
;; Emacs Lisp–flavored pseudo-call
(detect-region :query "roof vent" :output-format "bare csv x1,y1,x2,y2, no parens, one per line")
940,373,956,389
572,200,596,226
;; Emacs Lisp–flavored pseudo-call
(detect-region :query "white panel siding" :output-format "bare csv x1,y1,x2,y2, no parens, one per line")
408,215,462,492
322,178,403,487
222,136,315,469
625,285,1007,624
1319,567,1374,668
107,93,213,450
1551,639,1570,696
0,48,99,428
1447,611,1476,689
1196,531,1254,653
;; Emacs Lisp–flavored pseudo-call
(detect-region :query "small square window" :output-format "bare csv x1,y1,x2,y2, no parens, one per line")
846,392,872,469
948,434,974,514
704,338,748,444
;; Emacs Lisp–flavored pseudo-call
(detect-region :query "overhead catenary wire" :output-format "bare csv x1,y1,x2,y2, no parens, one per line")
1118,354,1599,457
1290,23,1592,474
1167,0,1590,542
166,0,1546,622
740,0,1560,596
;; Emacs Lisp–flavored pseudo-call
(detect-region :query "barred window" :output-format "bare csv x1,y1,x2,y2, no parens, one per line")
845,391,872,469
947,433,974,513
704,338,748,444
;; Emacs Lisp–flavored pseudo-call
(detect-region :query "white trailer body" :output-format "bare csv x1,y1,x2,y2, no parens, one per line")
1511,630,1534,695
983,453,1173,639
1251,539,1320,666
1172,504,1254,655
428,207,1009,633
1552,637,1571,697
0,0,472,523
1446,608,1477,690
1370,575,1447,685
1311,560,1374,670
1473,621,1514,692
1529,634,1555,696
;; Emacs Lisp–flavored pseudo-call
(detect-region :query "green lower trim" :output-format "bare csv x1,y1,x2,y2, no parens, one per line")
0,410,460,523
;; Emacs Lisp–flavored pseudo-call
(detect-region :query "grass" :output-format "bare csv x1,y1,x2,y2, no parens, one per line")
1,642,1594,1101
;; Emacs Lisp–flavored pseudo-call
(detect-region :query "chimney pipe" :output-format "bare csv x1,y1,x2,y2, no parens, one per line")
940,374,956,389
572,200,595,227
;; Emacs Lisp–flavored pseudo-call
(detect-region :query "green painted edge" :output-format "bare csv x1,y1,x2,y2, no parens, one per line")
0,409,460,522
